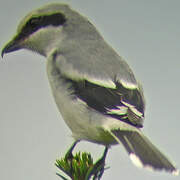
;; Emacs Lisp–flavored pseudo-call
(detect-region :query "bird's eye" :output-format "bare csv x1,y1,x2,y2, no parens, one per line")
18,13,66,40
29,17,41,25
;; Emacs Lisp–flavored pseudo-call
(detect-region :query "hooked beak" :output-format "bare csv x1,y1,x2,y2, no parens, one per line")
1,37,21,58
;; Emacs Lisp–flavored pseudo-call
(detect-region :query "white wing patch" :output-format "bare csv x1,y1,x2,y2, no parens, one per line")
87,77,116,89
107,106,128,115
122,100,143,117
120,79,138,90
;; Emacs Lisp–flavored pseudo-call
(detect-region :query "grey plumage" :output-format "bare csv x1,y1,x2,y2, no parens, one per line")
111,130,177,173
1,3,179,176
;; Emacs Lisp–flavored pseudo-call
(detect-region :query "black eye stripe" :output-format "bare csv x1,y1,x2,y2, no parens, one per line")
16,13,66,40
29,17,42,25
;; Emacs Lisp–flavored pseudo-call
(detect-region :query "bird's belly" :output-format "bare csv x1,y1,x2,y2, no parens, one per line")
47,73,117,145
55,89,116,144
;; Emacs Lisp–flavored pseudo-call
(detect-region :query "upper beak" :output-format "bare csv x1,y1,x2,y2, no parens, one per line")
1,37,21,58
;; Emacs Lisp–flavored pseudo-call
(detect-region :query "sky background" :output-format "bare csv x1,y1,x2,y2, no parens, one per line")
0,0,180,180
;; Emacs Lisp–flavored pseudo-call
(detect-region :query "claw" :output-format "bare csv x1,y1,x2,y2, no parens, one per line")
86,146,109,180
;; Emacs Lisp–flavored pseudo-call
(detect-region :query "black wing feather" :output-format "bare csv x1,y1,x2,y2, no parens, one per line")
64,77,145,128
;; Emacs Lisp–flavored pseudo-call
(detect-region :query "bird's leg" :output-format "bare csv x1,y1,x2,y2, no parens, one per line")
86,146,109,180
63,140,80,178
65,140,79,160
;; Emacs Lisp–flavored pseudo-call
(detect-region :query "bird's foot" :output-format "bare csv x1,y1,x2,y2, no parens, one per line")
85,147,108,180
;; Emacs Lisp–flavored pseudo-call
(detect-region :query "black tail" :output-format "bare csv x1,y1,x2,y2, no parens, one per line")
111,129,179,175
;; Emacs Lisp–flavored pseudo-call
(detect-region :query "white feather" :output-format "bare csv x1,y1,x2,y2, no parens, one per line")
107,106,128,115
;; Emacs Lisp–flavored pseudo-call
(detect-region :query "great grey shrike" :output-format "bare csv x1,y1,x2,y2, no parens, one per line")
1,3,179,176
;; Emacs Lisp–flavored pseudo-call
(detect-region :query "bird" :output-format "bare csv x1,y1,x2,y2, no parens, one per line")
1,3,179,176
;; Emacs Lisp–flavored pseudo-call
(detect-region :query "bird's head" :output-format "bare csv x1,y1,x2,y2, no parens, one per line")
1,3,77,57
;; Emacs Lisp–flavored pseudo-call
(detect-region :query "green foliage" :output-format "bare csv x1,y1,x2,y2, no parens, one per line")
55,151,107,180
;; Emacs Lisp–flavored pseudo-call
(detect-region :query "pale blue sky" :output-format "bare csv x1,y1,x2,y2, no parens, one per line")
0,0,180,180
